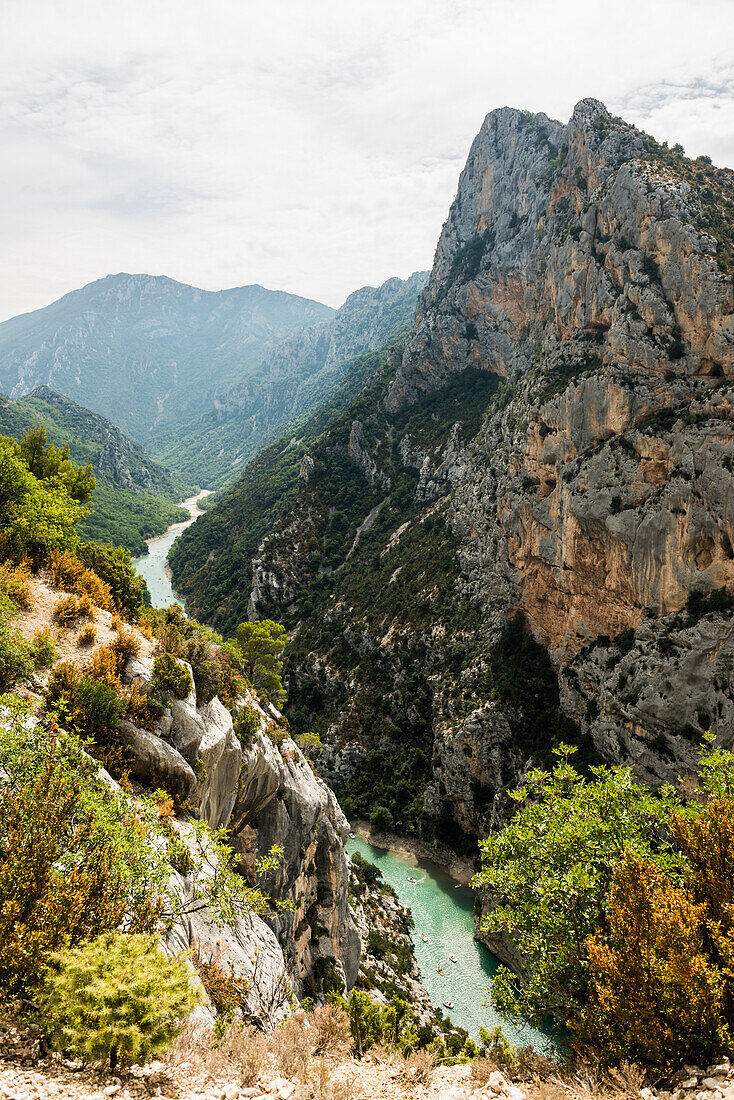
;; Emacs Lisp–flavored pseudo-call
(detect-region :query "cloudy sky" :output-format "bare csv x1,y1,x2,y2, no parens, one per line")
1,0,733,320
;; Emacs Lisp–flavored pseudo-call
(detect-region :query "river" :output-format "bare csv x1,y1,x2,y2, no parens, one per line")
131,500,544,1049
346,836,546,1048
132,492,210,608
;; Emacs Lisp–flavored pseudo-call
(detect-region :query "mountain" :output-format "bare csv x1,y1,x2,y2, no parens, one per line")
171,98,734,854
0,386,187,554
0,273,334,442
153,271,428,489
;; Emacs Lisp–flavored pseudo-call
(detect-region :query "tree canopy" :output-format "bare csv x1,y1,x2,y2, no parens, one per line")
233,619,287,706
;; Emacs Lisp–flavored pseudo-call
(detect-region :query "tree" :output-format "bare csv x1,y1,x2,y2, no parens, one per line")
40,932,198,1069
369,806,394,835
472,744,681,1031
0,434,89,564
233,619,287,706
19,425,95,503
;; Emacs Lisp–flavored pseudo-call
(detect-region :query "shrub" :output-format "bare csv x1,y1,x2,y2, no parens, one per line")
86,645,120,688
77,623,96,647
0,595,34,690
153,652,193,700
123,682,163,731
72,676,124,734
53,594,86,628
109,627,141,668
370,806,394,835
77,542,148,618
0,561,32,609
45,660,82,705
473,744,680,1031
185,634,221,705
191,940,248,1020
233,703,260,747
47,549,113,611
40,932,198,1069
30,626,56,669
0,704,166,997
309,1003,351,1057
233,619,287,706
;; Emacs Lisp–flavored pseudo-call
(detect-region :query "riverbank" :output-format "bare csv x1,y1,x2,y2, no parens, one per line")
133,490,211,608
351,820,479,886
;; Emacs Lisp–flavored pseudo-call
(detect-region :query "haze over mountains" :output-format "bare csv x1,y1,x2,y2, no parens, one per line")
0,270,427,490
0,274,335,443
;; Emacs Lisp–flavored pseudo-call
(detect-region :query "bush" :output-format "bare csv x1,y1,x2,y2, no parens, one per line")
108,627,141,668
40,932,198,1069
233,703,260,747
77,623,96,647
72,676,124,734
0,595,34,690
30,626,56,669
53,594,86,628
153,652,193,700
0,703,166,997
77,542,147,617
47,549,113,611
0,561,32,609
191,940,248,1020
370,806,394,835
86,645,120,688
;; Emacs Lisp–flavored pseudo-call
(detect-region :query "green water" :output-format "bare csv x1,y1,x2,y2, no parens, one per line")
346,836,546,1049
133,492,209,608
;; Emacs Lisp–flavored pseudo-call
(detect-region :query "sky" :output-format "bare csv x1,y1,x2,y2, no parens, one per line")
1,0,733,321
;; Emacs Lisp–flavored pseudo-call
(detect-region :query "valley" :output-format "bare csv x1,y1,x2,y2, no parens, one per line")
2,85,734,1090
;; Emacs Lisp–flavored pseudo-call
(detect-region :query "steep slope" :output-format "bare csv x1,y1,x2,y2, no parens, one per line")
154,271,428,489
171,99,734,854
0,386,187,554
0,274,334,442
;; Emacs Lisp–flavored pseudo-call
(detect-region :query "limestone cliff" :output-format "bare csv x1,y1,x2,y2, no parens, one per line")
118,651,360,1011
169,99,734,860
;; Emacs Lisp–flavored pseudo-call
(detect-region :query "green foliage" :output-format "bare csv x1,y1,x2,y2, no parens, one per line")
153,652,193,700
0,593,34,691
369,806,394,835
340,988,417,1057
473,744,681,1031
40,932,198,1068
233,619,287,706
20,424,95,503
77,541,150,616
0,699,166,997
0,434,87,564
233,703,261,747
0,388,188,556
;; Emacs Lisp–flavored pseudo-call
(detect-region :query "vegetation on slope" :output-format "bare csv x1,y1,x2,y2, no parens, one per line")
0,389,187,554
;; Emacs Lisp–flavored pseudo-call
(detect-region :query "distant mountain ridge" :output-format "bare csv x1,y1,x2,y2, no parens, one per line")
0,386,187,554
0,273,335,442
154,270,429,489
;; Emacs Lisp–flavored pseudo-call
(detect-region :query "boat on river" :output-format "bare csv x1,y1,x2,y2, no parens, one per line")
449,954,458,963
444,1001,454,1010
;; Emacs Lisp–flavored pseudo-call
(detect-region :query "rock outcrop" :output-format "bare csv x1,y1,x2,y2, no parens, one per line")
119,653,360,1011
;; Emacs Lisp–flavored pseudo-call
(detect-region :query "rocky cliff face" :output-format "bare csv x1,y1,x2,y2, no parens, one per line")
170,99,734,861
118,650,360,1011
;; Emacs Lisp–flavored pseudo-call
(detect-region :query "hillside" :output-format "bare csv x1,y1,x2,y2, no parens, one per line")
154,271,428,490
0,386,187,554
0,273,334,442
170,98,734,852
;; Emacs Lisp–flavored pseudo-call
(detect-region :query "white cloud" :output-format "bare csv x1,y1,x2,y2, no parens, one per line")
1,0,733,319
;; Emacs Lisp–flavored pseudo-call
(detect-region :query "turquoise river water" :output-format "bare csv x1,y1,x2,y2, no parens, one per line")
132,500,546,1047
132,492,210,608
346,837,546,1047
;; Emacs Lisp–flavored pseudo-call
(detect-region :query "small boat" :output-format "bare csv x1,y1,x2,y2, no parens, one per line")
444,1001,454,1010
420,934,428,942
436,966,444,974
449,954,458,963
454,884,461,889
348,832,355,839
407,876,420,883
